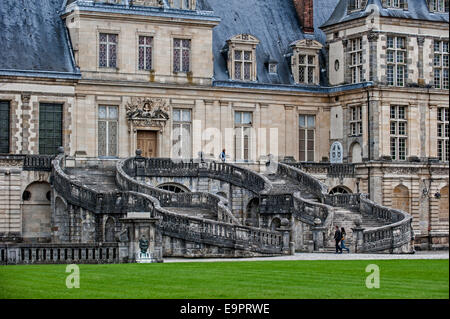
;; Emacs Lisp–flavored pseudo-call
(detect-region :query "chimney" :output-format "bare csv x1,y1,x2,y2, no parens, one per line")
293,0,314,34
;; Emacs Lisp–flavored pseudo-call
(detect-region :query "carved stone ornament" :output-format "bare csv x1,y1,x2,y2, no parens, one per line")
125,97,170,128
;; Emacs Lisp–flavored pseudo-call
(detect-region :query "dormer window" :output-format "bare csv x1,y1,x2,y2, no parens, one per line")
268,62,278,74
291,39,322,85
428,0,449,13
227,34,260,82
170,0,196,10
384,0,406,9
348,0,368,12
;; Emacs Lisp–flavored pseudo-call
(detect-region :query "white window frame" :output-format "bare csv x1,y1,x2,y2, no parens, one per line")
433,40,449,89
298,54,316,84
390,105,408,161
350,105,363,136
438,107,449,162
172,108,192,159
234,111,253,162
233,50,254,81
299,115,316,162
429,0,448,12
173,38,191,73
386,36,407,87
99,33,118,69
349,37,363,84
138,35,153,71
98,105,118,157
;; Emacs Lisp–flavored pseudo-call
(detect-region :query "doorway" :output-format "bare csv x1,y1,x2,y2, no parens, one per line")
137,130,157,158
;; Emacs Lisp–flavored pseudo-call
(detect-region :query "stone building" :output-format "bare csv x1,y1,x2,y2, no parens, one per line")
0,0,448,263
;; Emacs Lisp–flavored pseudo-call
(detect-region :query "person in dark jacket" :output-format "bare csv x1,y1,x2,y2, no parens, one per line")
340,227,350,253
334,226,342,254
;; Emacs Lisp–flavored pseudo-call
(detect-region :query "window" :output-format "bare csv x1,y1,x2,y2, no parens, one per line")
0,101,9,153
138,36,153,71
98,106,118,157
170,0,194,10
433,40,449,89
172,109,192,159
99,33,118,68
349,38,363,83
299,115,315,162
390,105,408,161
234,50,253,81
348,0,367,11
268,62,277,74
438,108,449,161
235,111,252,161
385,0,407,8
350,105,363,136
173,39,191,73
386,36,407,87
429,0,449,12
39,103,63,155
298,55,316,84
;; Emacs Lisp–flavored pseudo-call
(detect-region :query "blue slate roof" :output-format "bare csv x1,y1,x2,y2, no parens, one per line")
203,0,338,86
322,0,449,28
0,0,80,79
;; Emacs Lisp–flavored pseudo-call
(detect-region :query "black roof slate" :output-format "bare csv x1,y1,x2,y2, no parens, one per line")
322,0,449,28
0,0,80,79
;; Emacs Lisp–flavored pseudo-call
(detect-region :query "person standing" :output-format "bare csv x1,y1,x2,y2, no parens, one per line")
219,149,226,162
334,225,342,254
340,227,350,253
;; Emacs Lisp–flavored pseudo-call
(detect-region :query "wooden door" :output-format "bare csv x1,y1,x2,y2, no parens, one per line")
137,131,157,158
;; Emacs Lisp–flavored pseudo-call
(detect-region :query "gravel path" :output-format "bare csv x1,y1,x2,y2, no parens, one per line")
164,251,449,263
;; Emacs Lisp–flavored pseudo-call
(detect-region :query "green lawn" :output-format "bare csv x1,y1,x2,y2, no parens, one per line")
0,259,448,299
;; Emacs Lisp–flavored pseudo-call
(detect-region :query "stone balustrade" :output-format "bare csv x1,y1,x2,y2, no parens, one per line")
284,162,355,178
0,243,120,265
0,154,54,171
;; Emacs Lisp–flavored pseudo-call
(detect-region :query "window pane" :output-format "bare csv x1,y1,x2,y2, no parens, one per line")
299,115,305,128
173,109,181,122
182,109,191,122
0,101,10,153
307,116,315,128
243,112,252,124
39,103,62,155
235,112,241,124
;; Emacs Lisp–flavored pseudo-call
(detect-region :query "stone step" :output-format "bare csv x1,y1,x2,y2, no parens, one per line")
65,167,120,192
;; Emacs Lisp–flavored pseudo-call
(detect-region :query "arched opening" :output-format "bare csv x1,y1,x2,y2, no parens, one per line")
439,186,449,222
329,186,352,194
392,184,410,213
104,218,116,242
22,182,52,242
245,198,260,227
349,142,362,163
157,183,189,193
270,218,281,231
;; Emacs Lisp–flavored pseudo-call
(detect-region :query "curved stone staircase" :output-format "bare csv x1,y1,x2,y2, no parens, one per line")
52,152,414,258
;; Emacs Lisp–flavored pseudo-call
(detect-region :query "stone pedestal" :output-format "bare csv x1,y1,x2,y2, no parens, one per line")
351,227,365,253
120,212,163,263
312,226,327,252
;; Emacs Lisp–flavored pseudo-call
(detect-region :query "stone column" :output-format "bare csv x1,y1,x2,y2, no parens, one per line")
20,93,31,154
368,31,379,83
351,220,365,254
277,218,293,255
311,218,326,252
417,36,425,86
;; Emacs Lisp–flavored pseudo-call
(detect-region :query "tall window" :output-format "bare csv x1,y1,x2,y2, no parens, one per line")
234,50,253,81
172,109,192,159
138,36,153,71
349,38,363,83
299,115,315,162
438,108,449,161
98,106,118,157
99,33,118,68
39,103,63,155
348,0,367,11
386,36,406,87
350,105,363,136
173,39,191,73
0,101,10,153
390,105,408,161
235,111,252,161
386,0,401,8
429,0,449,12
433,40,449,89
298,55,315,84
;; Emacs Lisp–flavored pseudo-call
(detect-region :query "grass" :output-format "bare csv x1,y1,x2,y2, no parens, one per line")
0,259,448,299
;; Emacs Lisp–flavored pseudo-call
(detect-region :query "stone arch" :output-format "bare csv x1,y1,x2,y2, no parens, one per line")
245,197,260,227
157,183,190,193
329,185,352,194
439,185,449,222
22,181,52,242
392,184,410,213
349,142,362,163
104,217,116,242
270,217,281,231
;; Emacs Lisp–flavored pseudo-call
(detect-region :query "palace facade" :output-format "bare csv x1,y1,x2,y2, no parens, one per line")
0,0,448,256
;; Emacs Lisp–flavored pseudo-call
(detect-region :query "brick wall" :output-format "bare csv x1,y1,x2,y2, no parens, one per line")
292,0,314,34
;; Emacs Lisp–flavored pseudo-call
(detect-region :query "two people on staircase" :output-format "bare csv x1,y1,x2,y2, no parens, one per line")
334,226,350,254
